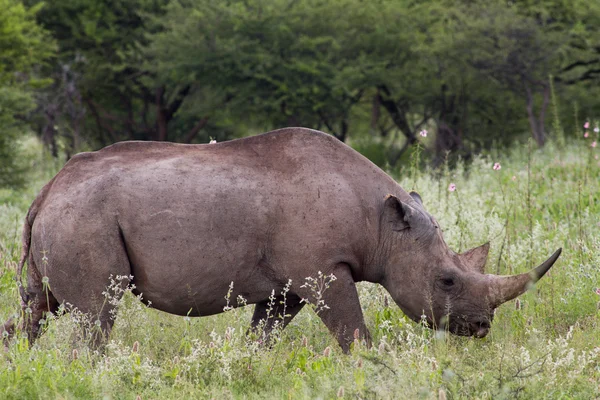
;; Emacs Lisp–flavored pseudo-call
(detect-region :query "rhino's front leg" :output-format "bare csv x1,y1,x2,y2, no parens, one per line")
303,266,371,353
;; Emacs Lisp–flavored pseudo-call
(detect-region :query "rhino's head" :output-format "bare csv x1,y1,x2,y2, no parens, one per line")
379,192,561,338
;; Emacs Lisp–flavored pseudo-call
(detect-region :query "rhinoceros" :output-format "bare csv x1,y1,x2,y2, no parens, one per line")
1,128,561,352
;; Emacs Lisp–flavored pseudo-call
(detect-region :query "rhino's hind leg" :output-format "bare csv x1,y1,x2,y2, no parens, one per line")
54,265,131,350
1,256,60,347
250,293,304,343
21,258,60,346
29,219,133,350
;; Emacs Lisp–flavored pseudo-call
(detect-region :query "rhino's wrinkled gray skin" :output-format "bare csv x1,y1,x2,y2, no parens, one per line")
1,128,561,352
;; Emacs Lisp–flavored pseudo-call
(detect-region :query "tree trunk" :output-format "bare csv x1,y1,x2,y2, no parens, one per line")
41,110,58,158
184,117,209,143
317,111,349,142
433,84,464,166
336,120,348,142
39,85,60,158
525,85,548,147
86,99,117,144
370,91,380,136
377,85,418,145
538,85,550,144
388,140,412,167
156,87,168,141
434,122,463,166
63,66,84,153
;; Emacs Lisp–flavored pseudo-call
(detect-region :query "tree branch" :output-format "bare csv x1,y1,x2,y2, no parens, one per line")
86,98,117,143
183,117,209,143
562,68,600,85
166,85,191,120
560,59,600,73
377,85,418,144
317,110,338,138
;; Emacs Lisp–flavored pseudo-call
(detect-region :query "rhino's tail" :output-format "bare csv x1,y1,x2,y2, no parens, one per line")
17,209,33,304
17,178,55,304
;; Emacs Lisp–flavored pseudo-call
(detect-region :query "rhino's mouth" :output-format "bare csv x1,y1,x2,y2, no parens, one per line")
448,318,492,338
471,320,491,338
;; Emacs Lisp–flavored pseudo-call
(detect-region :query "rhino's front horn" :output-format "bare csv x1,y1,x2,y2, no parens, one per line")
490,248,562,307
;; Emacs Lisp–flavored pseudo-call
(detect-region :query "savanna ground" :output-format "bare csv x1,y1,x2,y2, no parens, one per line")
0,132,599,399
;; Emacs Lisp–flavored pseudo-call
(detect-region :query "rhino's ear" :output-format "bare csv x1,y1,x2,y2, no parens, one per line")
409,191,424,207
383,194,416,232
461,242,490,273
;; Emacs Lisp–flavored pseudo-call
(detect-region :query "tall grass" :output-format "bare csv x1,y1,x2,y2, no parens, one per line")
0,134,598,399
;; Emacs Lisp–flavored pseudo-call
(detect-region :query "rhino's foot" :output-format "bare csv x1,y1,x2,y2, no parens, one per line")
86,318,114,352
21,285,60,347
1,318,16,349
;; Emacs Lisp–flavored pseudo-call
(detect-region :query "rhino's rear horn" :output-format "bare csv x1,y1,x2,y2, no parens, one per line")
490,248,562,307
461,242,490,273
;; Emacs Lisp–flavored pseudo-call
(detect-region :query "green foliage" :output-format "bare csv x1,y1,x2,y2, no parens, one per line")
1,0,595,165
1,135,599,398
0,0,54,188
0,90,30,188
0,0,53,85
139,0,600,163
145,0,372,139
27,0,172,147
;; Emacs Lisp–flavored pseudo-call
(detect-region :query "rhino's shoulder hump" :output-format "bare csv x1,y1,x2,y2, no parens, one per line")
97,140,185,155
222,127,338,149
263,127,334,140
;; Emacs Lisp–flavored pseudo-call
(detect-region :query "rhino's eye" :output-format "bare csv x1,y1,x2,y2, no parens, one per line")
437,274,458,291
441,278,455,287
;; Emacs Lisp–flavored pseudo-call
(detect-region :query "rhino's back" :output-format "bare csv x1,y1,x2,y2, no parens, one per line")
44,127,393,208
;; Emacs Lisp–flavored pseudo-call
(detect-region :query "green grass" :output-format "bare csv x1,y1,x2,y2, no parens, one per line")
0,135,599,399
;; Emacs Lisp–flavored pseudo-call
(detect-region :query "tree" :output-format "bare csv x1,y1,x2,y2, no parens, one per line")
17,0,600,167
145,0,383,142
451,2,561,147
439,0,600,147
0,0,55,187
28,0,216,152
